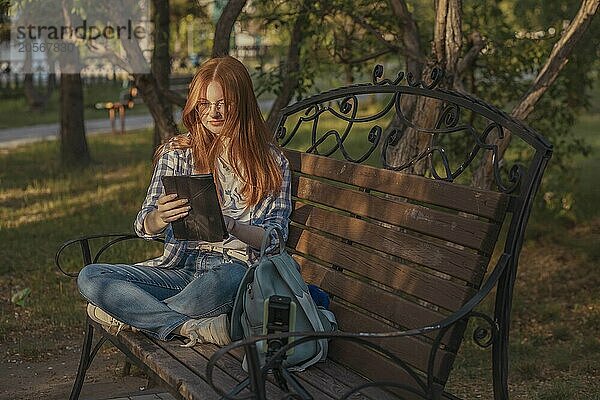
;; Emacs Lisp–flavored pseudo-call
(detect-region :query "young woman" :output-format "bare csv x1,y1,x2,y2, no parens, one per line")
77,56,292,346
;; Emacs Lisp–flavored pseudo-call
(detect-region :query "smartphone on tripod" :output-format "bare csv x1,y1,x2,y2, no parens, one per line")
263,295,297,357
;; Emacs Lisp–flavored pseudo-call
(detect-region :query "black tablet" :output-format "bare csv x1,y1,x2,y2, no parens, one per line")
161,174,228,242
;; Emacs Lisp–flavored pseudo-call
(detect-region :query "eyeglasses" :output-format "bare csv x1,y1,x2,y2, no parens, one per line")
196,100,228,115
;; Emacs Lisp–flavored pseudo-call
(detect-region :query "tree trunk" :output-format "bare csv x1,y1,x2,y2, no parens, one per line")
386,0,462,175
382,0,426,170
105,0,179,149
60,73,90,166
212,0,247,57
151,0,174,149
472,0,599,189
24,74,47,111
385,67,444,175
23,38,49,111
135,74,179,145
56,0,89,166
265,4,309,131
389,0,424,75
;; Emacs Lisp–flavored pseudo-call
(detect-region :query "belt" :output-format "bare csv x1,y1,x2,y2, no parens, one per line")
194,244,249,263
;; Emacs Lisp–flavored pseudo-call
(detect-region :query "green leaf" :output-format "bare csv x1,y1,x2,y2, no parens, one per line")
11,287,31,307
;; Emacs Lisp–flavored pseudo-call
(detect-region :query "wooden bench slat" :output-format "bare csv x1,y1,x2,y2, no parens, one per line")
224,337,402,400
226,347,389,400
284,149,510,221
292,203,489,283
312,360,400,400
154,339,249,397
288,226,476,311
330,301,459,383
294,366,374,400
226,346,338,400
292,175,500,253
330,339,445,400
115,330,219,400
191,343,288,399
294,255,458,337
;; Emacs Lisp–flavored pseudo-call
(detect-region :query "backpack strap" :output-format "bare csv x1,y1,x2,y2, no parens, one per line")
230,265,256,341
258,226,286,262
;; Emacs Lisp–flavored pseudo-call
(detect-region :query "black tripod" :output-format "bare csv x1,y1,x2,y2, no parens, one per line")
227,295,312,400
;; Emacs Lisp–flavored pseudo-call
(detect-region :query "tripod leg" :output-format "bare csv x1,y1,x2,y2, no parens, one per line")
227,377,251,397
280,368,312,400
245,344,267,400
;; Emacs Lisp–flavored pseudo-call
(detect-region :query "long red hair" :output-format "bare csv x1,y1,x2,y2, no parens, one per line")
154,56,283,207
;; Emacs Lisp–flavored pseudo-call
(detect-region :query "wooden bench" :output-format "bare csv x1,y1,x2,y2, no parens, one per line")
56,65,553,400
94,85,140,135
93,75,191,135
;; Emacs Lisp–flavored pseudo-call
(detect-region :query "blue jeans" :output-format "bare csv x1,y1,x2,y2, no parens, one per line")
77,251,248,341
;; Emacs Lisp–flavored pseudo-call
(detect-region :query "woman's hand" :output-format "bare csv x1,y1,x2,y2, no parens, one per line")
143,194,190,235
157,194,190,223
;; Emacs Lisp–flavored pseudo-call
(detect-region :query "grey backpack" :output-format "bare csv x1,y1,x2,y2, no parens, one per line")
230,226,337,372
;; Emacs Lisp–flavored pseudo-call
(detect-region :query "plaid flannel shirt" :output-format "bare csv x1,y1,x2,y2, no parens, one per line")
133,143,292,268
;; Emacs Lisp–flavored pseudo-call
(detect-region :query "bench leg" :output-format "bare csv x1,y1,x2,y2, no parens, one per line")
69,318,107,400
119,105,126,134
492,276,511,400
109,108,116,134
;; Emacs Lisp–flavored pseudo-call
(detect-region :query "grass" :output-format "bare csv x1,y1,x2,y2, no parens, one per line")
0,104,598,398
0,130,163,357
0,82,150,129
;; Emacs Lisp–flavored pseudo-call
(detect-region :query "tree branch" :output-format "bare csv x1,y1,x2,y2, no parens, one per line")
473,0,599,189
347,13,401,52
512,0,599,121
157,86,187,108
455,30,485,91
337,49,394,65
266,2,310,130
389,0,425,73
457,31,485,75
212,0,248,57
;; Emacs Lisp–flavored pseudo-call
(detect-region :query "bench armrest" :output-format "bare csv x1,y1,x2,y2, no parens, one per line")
55,233,164,278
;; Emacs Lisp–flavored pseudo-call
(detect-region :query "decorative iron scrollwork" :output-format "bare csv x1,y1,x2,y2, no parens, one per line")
372,64,406,86
372,63,444,90
276,63,541,194
468,311,499,349
439,103,461,128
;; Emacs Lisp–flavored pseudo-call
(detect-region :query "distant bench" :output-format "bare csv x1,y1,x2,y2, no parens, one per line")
56,65,553,399
94,75,192,134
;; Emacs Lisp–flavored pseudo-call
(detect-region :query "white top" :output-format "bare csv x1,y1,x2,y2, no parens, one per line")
187,153,253,262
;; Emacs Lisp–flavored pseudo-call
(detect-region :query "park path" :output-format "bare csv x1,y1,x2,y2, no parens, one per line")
0,99,275,148
0,113,161,148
